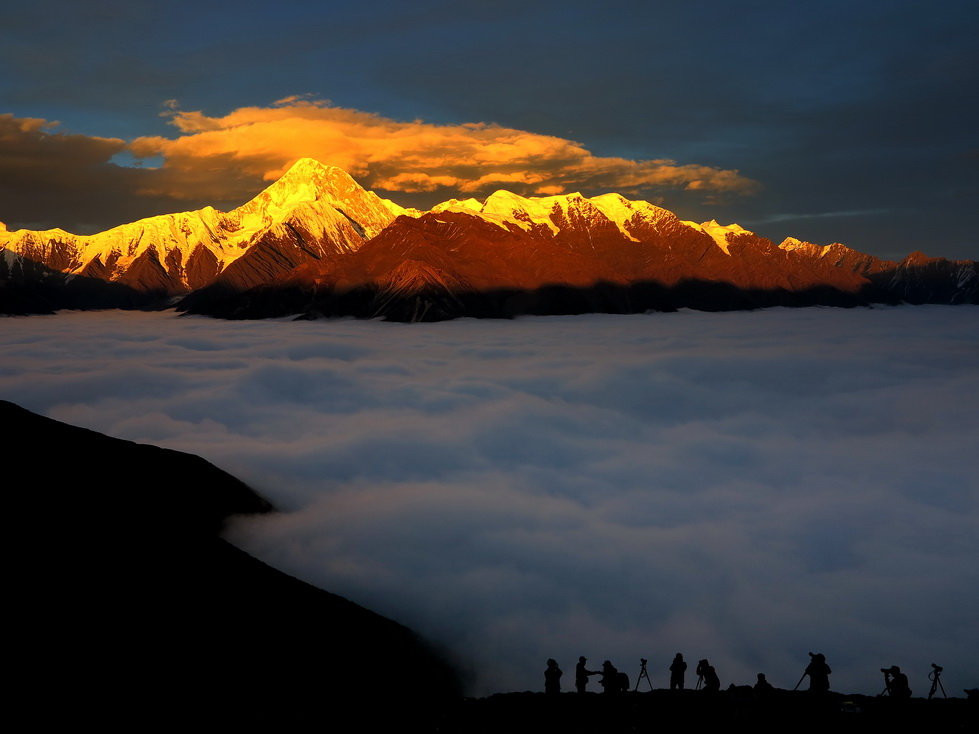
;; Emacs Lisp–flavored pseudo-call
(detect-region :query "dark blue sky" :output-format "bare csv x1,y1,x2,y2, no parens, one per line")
1,0,976,259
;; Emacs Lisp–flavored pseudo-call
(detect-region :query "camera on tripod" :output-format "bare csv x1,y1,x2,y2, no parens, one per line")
928,663,946,699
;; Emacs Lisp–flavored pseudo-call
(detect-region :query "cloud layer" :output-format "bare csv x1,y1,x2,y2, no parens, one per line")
1,307,976,696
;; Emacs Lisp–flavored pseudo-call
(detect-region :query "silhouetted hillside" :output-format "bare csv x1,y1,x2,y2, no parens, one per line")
3,400,461,728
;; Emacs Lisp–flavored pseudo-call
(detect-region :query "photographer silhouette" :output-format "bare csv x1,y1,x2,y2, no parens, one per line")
880,665,911,698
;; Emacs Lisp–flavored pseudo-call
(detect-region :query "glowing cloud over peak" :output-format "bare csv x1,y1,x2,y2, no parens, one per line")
130,98,760,203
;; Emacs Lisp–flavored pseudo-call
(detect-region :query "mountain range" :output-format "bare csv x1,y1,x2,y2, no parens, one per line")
2,158,976,319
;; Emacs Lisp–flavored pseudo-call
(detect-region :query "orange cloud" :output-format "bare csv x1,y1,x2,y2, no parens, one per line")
0,113,261,233
131,98,760,202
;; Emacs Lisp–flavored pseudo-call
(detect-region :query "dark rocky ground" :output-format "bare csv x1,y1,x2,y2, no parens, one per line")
437,689,975,734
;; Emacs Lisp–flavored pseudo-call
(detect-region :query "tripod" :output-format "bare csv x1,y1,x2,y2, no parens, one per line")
878,670,897,697
793,670,807,691
634,659,653,692
928,666,947,699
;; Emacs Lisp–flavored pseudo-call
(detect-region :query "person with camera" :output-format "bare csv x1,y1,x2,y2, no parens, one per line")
882,665,911,698
804,652,831,693
669,653,687,690
600,660,623,694
696,659,720,692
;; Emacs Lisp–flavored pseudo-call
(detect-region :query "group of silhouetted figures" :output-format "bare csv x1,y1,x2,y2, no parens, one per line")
545,652,930,698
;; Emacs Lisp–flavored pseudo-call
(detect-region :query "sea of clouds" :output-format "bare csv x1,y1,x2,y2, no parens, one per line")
2,306,976,696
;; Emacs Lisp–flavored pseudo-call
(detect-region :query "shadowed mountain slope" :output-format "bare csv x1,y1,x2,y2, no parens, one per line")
3,400,461,727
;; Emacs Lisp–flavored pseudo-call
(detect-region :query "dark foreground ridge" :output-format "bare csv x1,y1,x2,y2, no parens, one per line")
439,689,976,734
3,400,461,728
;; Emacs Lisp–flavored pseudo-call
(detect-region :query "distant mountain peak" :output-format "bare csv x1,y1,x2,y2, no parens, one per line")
285,156,335,173
277,157,357,186
258,157,363,207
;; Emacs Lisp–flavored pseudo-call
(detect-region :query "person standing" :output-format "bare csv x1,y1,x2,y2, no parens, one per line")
600,660,620,694
669,653,687,690
575,656,598,694
545,659,562,695
805,653,831,693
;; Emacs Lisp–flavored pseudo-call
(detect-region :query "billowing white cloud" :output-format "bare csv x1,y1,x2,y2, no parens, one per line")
1,307,976,696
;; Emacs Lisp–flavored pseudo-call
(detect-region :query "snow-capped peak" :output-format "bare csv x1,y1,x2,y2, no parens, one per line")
420,189,680,240
476,190,560,233
779,236,819,255
228,157,396,246
430,198,484,214
679,219,751,255
256,158,362,211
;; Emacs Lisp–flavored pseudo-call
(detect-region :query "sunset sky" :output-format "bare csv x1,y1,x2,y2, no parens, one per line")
2,0,977,260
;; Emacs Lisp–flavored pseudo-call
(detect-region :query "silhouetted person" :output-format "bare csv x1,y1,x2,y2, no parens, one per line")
883,666,911,699
705,664,719,692
617,669,630,693
697,659,720,692
575,656,598,694
755,673,774,693
544,658,562,695
669,653,687,690
600,661,621,694
805,653,831,693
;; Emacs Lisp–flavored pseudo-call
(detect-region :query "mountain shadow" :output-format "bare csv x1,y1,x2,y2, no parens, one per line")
0,252,168,314
177,277,906,322
2,400,461,728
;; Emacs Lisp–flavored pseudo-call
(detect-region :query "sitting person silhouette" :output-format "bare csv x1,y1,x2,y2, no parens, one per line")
696,659,720,692
883,665,911,699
